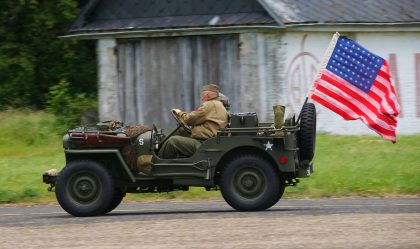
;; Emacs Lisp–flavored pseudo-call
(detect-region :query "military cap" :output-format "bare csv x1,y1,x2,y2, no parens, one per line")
202,84,220,93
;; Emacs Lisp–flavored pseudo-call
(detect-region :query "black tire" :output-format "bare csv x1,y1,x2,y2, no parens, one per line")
55,160,115,217
220,155,283,211
267,180,286,208
298,103,317,161
102,189,125,214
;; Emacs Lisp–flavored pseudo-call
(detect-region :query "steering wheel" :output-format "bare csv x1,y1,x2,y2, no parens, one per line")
171,110,192,134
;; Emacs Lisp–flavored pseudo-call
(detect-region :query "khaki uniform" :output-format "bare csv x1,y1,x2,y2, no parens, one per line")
158,99,228,158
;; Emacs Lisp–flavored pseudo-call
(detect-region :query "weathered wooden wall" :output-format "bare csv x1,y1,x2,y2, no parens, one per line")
117,35,239,130
98,30,420,135
238,32,286,121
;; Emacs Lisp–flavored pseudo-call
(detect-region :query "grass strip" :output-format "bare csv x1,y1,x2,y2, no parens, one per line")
0,110,418,204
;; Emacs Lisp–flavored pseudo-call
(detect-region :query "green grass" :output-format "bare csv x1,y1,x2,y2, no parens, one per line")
285,134,420,198
0,109,64,203
0,110,418,204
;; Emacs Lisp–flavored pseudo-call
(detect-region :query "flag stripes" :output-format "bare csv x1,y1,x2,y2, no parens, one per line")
310,34,400,142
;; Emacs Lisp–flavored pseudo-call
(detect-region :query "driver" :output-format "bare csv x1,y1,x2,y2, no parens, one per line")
158,84,229,158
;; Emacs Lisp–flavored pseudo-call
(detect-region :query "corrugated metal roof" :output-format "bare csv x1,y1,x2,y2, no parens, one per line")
259,0,420,24
74,13,275,32
69,0,276,33
69,0,420,35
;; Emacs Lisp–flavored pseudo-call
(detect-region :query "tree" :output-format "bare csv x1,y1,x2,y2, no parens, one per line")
0,0,96,109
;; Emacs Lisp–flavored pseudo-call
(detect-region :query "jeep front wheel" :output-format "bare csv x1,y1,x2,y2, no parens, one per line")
220,155,283,211
102,189,125,214
55,160,115,217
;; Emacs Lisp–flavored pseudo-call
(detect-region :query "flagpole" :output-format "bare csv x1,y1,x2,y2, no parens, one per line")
297,32,341,124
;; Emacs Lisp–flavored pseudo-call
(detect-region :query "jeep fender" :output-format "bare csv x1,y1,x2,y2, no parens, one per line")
215,144,296,174
64,149,136,182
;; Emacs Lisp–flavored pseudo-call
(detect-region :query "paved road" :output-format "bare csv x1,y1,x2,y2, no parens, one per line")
1,198,419,248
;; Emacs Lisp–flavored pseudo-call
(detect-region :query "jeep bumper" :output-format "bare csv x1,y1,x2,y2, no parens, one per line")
42,169,59,185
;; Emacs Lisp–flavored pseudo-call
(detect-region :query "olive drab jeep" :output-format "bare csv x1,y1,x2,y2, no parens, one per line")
43,103,317,217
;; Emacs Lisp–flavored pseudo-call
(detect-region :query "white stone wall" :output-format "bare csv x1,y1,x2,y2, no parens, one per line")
97,30,420,136
97,39,120,121
274,31,420,135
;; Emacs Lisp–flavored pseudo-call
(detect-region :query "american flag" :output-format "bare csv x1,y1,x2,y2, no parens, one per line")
310,33,400,142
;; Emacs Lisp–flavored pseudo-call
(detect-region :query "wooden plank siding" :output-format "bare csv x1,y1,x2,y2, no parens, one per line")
117,35,240,130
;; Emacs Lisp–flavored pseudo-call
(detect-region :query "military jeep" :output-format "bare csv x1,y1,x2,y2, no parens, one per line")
43,103,316,217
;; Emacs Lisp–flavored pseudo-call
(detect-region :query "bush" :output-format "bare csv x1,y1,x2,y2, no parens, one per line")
0,0,97,109
47,80,97,132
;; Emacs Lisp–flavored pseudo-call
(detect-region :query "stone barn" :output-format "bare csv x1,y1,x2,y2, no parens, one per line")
67,0,420,135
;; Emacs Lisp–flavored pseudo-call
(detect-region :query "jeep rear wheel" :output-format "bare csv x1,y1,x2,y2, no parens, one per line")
55,160,115,217
220,155,283,211
298,103,317,161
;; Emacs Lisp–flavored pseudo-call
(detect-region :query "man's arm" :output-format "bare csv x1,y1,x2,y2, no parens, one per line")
180,102,212,126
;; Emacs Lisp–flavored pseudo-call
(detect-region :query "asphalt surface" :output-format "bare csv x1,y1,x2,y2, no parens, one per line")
1,198,419,248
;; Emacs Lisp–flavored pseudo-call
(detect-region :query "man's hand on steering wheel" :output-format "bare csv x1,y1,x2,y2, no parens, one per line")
171,109,192,133
172,108,182,116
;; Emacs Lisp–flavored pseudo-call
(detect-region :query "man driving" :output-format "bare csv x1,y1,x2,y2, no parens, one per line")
158,84,229,158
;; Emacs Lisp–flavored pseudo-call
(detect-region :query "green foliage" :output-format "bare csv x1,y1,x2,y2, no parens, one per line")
47,80,97,132
0,0,96,109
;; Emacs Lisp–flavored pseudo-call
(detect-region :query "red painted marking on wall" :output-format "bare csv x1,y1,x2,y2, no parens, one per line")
416,54,420,117
388,54,403,117
285,35,320,112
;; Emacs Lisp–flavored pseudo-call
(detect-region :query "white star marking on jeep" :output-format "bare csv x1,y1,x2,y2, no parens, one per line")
264,141,273,151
